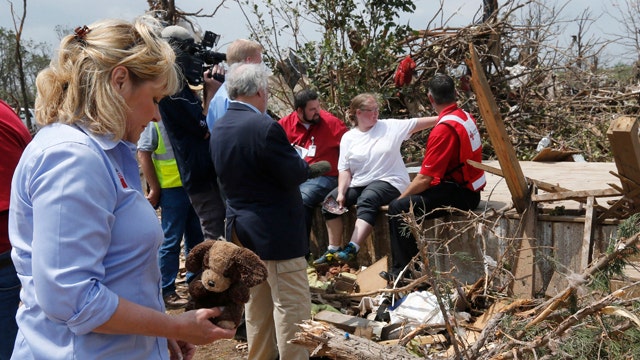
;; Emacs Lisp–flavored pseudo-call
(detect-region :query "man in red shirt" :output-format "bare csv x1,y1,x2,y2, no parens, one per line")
278,89,348,242
0,99,32,358
387,73,486,278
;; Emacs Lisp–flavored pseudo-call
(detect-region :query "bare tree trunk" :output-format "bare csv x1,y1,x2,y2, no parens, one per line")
483,0,499,22
147,0,176,24
10,0,32,130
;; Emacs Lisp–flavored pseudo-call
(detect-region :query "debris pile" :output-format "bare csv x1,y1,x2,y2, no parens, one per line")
299,215,640,359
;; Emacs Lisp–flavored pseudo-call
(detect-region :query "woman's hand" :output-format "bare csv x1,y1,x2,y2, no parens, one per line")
168,339,195,360
174,307,236,345
336,193,345,209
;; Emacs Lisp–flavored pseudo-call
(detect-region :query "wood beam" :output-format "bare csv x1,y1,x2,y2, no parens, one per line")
466,44,529,213
531,188,620,202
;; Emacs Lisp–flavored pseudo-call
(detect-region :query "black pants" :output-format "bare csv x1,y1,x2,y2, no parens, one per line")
387,182,481,275
323,180,400,226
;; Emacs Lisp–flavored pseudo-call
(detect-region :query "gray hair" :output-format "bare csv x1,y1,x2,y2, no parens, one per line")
226,62,270,100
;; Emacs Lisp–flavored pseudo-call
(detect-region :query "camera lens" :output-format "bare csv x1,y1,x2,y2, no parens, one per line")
213,73,225,82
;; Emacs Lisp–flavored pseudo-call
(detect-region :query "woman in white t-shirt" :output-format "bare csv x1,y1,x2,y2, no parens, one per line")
314,93,437,265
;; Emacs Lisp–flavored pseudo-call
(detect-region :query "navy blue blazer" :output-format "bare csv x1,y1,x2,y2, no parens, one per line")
210,102,310,260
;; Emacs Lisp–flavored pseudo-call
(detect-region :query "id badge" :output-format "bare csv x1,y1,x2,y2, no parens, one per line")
307,144,316,157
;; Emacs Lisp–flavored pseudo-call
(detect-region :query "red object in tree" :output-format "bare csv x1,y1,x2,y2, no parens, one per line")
394,55,416,88
460,74,472,93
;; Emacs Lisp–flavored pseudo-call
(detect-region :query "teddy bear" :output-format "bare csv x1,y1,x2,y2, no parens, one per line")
185,239,268,330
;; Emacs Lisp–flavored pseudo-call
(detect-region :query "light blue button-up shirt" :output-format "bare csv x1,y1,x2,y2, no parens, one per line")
9,123,167,359
206,82,230,131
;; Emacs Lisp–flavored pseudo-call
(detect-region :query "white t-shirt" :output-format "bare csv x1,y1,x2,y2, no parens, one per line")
338,118,417,192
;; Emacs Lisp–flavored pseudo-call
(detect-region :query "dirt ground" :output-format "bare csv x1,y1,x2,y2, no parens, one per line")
191,338,248,360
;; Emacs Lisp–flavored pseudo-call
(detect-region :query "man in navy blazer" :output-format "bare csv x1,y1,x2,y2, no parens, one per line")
209,62,311,360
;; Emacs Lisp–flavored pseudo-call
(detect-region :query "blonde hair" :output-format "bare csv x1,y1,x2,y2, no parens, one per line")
349,93,379,126
226,39,263,65
35,16,180,140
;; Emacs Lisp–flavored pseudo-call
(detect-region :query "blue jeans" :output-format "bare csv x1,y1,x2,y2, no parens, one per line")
0,250,20,360
299,176,337,240
158,187,204,295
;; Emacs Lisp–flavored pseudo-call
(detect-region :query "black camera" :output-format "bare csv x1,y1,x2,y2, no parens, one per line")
174,30,226,86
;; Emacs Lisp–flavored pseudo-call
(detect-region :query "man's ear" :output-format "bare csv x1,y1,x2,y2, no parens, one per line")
427,93,436,107
111,66,129,94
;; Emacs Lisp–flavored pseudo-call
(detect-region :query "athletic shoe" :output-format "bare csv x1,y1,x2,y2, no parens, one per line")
313,247,341,265
335,242,357,262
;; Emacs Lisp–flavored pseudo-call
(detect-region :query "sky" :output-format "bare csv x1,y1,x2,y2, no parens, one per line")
0,0,633,65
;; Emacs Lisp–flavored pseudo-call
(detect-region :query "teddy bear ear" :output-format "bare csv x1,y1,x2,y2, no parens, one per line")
185,240,216,273
233,248,268,288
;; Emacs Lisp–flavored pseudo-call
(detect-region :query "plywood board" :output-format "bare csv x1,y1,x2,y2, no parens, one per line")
356,256,388,293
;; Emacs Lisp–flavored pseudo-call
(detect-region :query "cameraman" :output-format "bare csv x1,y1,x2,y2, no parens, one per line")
206,39,263,131
159,26,226,242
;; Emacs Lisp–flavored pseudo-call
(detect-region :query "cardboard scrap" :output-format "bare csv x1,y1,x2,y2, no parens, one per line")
355,256,388,293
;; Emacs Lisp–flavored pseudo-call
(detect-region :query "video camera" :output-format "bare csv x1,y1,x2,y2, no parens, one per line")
172,30,227,86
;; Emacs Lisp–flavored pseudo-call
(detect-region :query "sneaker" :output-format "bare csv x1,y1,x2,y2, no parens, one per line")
313,247,341,265
335,243,357,262
163,292,188,309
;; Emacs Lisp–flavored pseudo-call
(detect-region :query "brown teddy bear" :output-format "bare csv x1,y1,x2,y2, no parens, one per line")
185,239,268,330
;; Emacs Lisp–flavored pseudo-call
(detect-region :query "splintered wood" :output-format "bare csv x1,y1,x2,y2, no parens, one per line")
290,320,418,360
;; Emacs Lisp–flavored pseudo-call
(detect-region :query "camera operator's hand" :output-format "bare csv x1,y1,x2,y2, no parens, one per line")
202,65,224,115
203,66,223,93
207,64,226,82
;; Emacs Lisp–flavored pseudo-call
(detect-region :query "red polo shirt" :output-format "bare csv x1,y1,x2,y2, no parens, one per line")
0,100,32,253
420,104,465,186
278,109,347,177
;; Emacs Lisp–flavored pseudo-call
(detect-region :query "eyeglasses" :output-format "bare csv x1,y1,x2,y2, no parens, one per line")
359,107,379,113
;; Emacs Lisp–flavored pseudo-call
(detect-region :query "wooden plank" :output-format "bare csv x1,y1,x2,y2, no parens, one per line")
313,310,374,334
466,44,529,213
378,334,447,346
471,159,573,199
607,116,640,193
531,188,620,202
468,159,571,194
609,171,640,188
531,147,580,162
512,201,537,297
468,159,503,176
581,196,595,270
356,256,388,294
531,179,570,194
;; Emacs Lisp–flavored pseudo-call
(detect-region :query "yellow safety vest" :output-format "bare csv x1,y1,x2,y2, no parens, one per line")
152,122,182,188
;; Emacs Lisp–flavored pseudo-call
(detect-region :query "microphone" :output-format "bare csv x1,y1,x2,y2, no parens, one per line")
161,26,193,41
308,160,331,179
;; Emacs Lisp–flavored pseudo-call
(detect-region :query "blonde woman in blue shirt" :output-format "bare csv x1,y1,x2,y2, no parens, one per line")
8,17,234,360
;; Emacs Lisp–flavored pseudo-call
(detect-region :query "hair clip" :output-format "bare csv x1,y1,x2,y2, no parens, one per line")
74,25,91,43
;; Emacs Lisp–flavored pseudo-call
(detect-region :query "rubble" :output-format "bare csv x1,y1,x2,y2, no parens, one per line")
302,216,640,359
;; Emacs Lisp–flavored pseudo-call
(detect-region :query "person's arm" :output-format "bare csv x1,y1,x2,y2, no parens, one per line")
29,142,235,358
137,150,161,208
410,116,439,134
94,297,235,345
335,169,352,208
202,65,224,116
263,120,310,188
398,173,433,199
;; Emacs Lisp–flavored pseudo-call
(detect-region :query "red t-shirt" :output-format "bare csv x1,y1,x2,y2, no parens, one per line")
0,100,32,253
419,104,466,186
278,109,347,177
